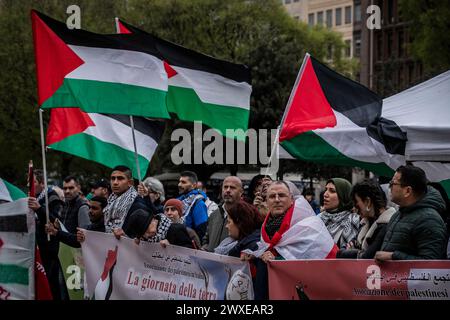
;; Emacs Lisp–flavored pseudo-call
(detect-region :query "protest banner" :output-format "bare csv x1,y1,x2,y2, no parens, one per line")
81,230,253,300
268,259,450,300
0,198,35,300
59,243,84,300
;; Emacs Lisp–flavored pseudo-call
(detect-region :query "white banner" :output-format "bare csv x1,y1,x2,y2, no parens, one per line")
81,230,254,300
0,198,35,300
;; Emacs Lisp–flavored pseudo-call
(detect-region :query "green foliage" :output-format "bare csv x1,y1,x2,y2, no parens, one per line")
399,0,450,76
0,0,352,188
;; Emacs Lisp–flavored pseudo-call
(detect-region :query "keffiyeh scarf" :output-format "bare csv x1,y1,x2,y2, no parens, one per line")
104,187,138,233
319,210,360,248
143,213,172,243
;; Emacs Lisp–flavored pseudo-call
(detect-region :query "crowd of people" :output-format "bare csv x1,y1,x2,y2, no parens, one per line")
26,164,450,300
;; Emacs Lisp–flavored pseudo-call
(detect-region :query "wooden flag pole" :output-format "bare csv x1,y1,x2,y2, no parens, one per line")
39,109,50,241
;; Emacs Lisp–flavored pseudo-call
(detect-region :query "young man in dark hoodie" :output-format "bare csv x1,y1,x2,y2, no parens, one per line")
46,196,107,248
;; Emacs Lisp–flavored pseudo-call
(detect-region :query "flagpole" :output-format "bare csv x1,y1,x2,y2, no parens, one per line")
264,53,311,177
39,109,50,241
129,115,142,182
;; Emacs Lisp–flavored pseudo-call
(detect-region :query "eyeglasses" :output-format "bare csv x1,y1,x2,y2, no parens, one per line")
388,180,403,188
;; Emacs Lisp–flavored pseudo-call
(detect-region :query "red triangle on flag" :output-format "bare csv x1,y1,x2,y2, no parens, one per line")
31,11,84,106
117,20,132,34
46,108,95,145
164,61,178,78
279,56,337,142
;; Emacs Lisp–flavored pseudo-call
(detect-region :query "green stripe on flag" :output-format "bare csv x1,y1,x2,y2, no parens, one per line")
167,86,249,141
281,131,395,177
42,78,170,119
0,264,29,285
4,180,26,201
49,133,150,179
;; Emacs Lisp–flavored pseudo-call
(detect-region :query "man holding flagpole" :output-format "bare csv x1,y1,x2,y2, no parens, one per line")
28,169,68,300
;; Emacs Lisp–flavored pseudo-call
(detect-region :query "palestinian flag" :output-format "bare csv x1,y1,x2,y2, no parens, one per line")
279,54,450,194
46,108,165,178
279,53,408,177
31,10,170,119
117,19,252,141
0,199,35,300
0,178,26,203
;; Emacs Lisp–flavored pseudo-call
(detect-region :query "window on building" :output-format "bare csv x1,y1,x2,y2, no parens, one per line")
354,4,361,22
376,33,383,61
387,31,393,57
345,40,352,57
354,37,361,57
335,8,342,26
285,0,291,4
326,10,332,28
388,0,394,24
327,44,333,60
293,0,300,2
317,11,323,25
345,6,352,24
308,13,314,26
398,31,404,57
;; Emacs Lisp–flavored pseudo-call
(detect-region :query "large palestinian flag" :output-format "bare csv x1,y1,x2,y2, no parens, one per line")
117,19,252,141
0,199,35,299
31,10,170,119
46,108,165,178
0,178,26,203
279,54,450,194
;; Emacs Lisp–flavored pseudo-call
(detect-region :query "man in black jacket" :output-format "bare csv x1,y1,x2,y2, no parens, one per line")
60,175,90,233
46,196,107,248
375,165,448,261
28,169,68,300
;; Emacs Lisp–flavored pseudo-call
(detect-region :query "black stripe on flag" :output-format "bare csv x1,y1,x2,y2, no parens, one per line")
0,214,28,233
119,19,251,84
33,10,163,59
104,114,166,142
310,56,382,128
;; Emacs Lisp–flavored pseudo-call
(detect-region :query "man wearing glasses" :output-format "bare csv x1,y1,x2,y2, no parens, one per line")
375,165,447,261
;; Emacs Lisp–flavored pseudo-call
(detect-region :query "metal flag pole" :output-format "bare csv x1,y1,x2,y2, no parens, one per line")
264,53,311,177
130,115,142,182
39,109,50,241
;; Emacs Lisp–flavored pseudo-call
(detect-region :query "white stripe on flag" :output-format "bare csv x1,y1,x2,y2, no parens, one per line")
67,46,168,91
83,114,158,161
170,65,251,110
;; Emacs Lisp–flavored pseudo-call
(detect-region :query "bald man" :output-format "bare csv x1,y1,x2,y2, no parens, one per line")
202,176,244,252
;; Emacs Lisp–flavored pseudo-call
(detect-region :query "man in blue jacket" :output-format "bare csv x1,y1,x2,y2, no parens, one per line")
177,171,208,241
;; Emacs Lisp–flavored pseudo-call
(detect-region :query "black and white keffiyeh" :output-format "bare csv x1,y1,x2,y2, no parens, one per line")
104,187,138,233
143,213,172,243
319,210,360,248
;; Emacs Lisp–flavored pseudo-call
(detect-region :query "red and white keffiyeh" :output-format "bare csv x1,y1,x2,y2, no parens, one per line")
244,196,338,260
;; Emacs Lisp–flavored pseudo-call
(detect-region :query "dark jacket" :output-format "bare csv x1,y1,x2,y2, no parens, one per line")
35,189,63,261
121,196,152,232
56,217,105,248
228,229,261,258
60,195,90,234
381,186,448,260
202,205,228,252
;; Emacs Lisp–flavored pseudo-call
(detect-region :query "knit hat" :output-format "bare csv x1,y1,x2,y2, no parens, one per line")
327,178,353,212
164,199,183,215
124,209,154,239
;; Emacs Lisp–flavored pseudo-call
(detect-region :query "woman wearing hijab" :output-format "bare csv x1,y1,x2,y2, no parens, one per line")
319,178,360,248
337,180,396,259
